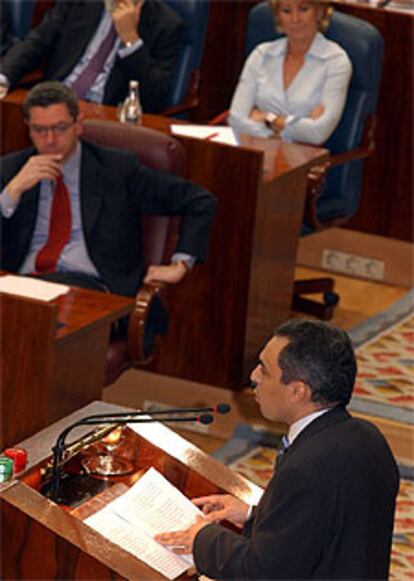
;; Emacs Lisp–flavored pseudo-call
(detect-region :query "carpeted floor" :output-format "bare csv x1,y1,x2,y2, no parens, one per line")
214,425,414,581
348,290,414,425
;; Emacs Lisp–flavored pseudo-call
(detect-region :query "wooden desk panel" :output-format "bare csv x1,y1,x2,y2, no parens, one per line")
0,281,133,447
0,93,327,388
1,294,56,448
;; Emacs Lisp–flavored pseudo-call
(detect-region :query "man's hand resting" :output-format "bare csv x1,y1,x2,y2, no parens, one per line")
143,261,188,285
192,494,251,527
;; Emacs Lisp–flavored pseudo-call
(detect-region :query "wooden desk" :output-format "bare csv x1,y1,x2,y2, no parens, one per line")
0,281,133,448
1,401,262,579
0,92,327,388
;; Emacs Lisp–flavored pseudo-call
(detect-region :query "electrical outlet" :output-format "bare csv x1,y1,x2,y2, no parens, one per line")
321,249,385,280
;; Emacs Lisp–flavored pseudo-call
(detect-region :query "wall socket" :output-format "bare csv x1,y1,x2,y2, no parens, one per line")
321,249,385,281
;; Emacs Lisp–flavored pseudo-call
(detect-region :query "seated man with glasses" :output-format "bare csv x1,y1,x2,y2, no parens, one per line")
0,81,216,339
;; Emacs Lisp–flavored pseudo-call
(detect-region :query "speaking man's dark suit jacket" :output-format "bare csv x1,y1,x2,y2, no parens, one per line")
194,406,400,580
0,0,183,111
0,140,216,298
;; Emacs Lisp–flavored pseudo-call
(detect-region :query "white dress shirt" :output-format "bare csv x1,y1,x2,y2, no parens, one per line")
287,408,330,445
229,32,352,145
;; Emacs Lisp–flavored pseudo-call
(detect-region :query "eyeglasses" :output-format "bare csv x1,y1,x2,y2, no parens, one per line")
28,121,75,136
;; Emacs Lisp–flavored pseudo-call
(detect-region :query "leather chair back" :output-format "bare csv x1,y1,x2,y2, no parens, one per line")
82,120,186,267
246,1,384,222
165,0,210,109
5,0,36,38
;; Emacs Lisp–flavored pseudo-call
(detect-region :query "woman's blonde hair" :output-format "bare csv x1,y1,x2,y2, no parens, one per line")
268,0,333,33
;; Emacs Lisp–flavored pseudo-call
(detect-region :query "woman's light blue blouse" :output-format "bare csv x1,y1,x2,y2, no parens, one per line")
229,32,352,145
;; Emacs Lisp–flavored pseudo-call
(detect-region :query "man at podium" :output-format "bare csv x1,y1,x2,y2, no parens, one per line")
156,319,399,580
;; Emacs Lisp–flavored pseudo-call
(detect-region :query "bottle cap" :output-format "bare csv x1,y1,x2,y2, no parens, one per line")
4,448,28,473
0,457,14,482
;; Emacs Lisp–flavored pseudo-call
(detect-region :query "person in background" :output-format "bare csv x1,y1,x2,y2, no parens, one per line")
0,81,216,340
0,0,183,112
0,0,14,56
156,319,399,580
229,0,352,145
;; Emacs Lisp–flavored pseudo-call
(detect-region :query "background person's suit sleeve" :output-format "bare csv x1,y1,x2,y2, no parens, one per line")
0,0,71,87
128,162,217,263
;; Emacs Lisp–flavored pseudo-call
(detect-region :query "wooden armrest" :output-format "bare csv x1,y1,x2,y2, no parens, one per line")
329,115,377,168
303,115,377,230
209,110,229,126
303,162,331,230
126,282,163,364
17,69,44,89
159,70,201,117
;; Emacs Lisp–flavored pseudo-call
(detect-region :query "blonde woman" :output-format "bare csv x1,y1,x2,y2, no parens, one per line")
229,0,352,145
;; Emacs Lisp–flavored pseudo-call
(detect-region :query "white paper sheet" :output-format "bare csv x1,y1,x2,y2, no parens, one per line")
170,124,239,146
85,467,205,579
0,274,69,301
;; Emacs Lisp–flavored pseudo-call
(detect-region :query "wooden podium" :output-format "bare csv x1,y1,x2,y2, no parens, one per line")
0,402,263,580
0,281,133,448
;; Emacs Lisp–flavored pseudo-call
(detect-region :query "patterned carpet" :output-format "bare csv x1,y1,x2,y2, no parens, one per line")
227,443,414,580
349,290,414,425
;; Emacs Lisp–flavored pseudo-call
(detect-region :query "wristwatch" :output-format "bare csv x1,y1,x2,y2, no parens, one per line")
264,112,278,129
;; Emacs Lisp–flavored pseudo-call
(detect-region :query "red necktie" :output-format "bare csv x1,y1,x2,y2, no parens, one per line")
35,176,72,273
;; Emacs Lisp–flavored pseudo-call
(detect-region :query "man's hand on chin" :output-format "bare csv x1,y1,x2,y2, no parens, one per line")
5,154,63,203
112,0,144,45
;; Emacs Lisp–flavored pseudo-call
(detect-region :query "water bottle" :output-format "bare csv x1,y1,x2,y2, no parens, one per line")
119,80,142,124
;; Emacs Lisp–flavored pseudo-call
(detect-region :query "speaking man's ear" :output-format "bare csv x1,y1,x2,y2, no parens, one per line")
290,380,312,404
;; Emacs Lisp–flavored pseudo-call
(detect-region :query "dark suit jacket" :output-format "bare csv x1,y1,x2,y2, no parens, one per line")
194,407,400,580
0,140,216,297
0,0,14,56
0,0,183,111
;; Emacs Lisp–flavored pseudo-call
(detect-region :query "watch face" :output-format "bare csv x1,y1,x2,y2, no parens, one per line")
104,0,116,12
265,113,277,129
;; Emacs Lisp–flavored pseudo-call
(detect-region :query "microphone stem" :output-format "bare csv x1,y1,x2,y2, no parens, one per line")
48,412,214,502
83,407,214,421
82,416,202,425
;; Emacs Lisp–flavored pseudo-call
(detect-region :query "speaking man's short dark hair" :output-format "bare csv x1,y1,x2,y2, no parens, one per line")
274,319,357,406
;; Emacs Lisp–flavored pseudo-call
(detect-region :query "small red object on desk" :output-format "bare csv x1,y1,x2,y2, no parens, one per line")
4,447,27,473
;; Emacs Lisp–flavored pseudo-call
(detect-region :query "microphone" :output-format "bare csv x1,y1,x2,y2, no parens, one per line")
46,405,230,502
81,403,231,421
